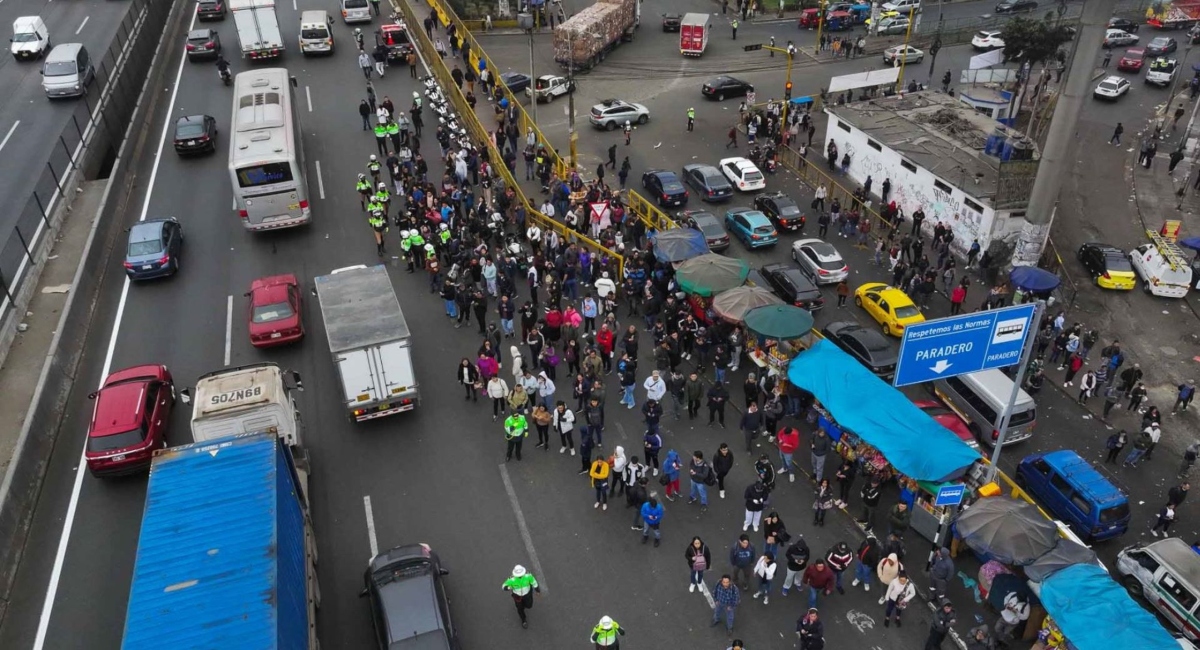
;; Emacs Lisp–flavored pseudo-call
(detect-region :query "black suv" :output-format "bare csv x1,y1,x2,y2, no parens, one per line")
363,544,459,650
753,191,806,232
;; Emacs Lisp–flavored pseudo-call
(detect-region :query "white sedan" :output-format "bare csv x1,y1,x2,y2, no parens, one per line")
971,30,1005,50
792,238,849,285
1103,28,1139,48
718,157,766,192
1093,75,1131,100
883,45,924,65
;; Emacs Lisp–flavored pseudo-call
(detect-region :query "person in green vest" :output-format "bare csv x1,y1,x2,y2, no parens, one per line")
356,173,372,211
375,183,391,216
686,107,695,132
386,119,401,152
367,154,382,184
373,120,388,157
368,208,387,256
407,231,426,273
590,615,626,648
501,564,540,628
504,411,528,461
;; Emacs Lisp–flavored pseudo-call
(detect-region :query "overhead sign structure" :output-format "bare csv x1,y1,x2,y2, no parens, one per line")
892,304,1037,387
934,483,967,508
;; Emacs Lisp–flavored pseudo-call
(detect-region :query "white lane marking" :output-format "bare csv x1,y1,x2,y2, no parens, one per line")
305,85,312,112
315,160,326,199
75,16,89,35
0,121,19,152
499,464,548,594
699,579,716,609
32,11,198,650
224,295,233,365
363,495,379,557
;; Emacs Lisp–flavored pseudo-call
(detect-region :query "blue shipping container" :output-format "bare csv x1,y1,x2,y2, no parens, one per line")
121,431,313,650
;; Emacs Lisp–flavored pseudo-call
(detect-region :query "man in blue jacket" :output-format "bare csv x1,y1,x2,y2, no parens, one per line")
640,496,664,547
729,534,756,590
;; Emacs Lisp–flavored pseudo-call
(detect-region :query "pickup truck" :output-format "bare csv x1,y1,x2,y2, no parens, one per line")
1146,57,1177,86
526,74,576,103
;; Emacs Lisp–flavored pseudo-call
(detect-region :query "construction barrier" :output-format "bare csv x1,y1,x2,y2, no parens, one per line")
416,0,669,235
397,0,625,276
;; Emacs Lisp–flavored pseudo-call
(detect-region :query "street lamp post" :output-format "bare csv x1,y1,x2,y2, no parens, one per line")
813,0,827,56
567,30,577,171
518,13,537,124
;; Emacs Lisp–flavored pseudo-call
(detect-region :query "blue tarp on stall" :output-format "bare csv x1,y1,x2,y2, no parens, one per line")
1040,564,1180,650
787,339,980,482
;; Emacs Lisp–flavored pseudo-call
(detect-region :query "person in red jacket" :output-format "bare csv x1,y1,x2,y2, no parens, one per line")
595,324,615,374
777,426,800,483
801,559,835,610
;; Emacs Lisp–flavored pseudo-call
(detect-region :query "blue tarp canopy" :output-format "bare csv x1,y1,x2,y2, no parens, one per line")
787,340,980,482
1040,564,1180,650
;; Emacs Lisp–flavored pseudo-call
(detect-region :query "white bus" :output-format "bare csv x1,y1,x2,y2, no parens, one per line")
228,68,311,230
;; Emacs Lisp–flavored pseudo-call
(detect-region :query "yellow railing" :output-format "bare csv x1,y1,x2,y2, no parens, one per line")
398,0,624,276
773,139,894,235
418,0,668,237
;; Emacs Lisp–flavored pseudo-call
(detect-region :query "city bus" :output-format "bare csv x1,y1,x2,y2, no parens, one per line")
228,68,312,230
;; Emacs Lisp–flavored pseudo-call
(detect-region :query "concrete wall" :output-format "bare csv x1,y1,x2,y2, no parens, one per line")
0,0,193,623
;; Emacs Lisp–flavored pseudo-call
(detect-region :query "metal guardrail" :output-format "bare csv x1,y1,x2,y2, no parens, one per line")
0,0,159,340
622,189,677,233
774,140,894,233
404,0,626,275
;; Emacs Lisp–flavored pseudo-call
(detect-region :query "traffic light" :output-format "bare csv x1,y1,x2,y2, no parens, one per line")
743,43,763,51
785,81,793,100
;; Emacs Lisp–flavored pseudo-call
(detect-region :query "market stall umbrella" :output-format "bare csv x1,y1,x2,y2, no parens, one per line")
712,287,783,322
1178,236,1200,251
1024,537,1100,583
743,305,814,340
1008,266,1060,293
651,228,709,263
675,254,750,297
954,497,1060,566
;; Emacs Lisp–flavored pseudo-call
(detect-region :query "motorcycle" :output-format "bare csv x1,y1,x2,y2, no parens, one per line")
217,66,231,86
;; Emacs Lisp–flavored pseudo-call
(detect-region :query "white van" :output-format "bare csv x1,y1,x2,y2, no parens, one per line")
1131,241,1193,298
933,368,1037,448
299,10,334,55
340,0,372,24
1116,538,1200,642
11,16,50,61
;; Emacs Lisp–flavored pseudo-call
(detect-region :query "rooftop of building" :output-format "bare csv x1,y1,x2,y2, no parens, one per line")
825,91,1037,203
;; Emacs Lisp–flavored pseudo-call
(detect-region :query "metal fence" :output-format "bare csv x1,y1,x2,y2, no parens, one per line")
0,0,170,331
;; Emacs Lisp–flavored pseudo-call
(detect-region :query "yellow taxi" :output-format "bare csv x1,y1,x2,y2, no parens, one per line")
864,10,900,25
854,282,926,337
1077,243,1136,291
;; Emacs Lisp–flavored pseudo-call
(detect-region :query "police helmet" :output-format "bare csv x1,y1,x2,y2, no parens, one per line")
424,243,435,252
512,564,526,577
378,182,387,190
440,222,449,231
400,229,411,238
357,173,366,180
369,154,377,162
625,121,630,126
599,616,614,629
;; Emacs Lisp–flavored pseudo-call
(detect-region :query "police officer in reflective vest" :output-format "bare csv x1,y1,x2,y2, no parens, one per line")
399,229,412,265
386,119,401,152
406,230,425,272
686,107,695,132
375,183,391,216
590,615,625,648
367,155,382,184
504,411,528,461
356,173,372,211
368,208,387,256
501,564,540,628
373,120,389,157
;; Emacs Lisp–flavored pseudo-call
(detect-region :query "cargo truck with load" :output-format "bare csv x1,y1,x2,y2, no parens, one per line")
313,264,419,422
230,0,284,59
553,0,640,70
120,431,319,650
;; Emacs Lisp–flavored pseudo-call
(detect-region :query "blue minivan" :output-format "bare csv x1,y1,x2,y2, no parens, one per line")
1016,450,1131,542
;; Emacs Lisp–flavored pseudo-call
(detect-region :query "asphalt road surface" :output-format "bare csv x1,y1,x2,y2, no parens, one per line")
0,0,141,234
0,0,1197,649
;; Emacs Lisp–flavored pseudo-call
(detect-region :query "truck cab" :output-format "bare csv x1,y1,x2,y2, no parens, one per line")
1131,231,1194,298
181,362,304,447
526,75,575,103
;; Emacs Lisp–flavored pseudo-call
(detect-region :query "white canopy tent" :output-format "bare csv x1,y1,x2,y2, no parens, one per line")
827,67,902,94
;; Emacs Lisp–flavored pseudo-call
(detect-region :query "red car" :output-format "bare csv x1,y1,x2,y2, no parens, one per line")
85,365,175,477
246,274,304,347
1117,47,1146,72
911,399,980,451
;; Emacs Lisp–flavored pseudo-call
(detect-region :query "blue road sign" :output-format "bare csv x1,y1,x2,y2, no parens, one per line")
934,484,967,508
892,303,1037,387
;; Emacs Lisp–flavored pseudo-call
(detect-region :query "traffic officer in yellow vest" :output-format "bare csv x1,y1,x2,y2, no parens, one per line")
406,230,425,272
386,119,401,152
367,154,382,184
356,173,372,211
375,183,391,217
501,564,540,628
504,411,528,461
590,615,626,649
373,120,389,157
686,107,695,132
399,229,412,262
368,208,387,256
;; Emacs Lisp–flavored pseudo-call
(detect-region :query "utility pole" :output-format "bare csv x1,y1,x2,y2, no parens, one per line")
518,12,537,124
1009,0,1118,267
895,6,917,91
813,0,827,55
757,42,796,125
567,29,577,171
927,0,944,78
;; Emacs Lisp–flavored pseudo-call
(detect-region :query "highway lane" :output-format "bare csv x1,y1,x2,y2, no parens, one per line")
0,0,143,230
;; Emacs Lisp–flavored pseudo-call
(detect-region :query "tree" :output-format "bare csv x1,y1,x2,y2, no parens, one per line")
1000,16,1075,67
